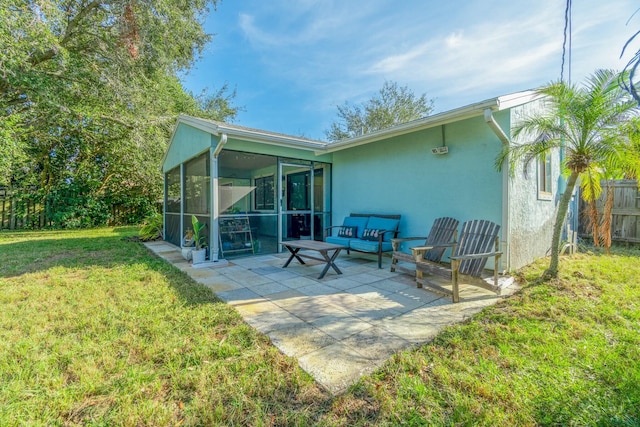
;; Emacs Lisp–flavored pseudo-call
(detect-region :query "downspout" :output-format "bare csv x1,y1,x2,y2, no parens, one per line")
484,109,510,145
162,173,167,244
180,163,185,249
484,109,510,273
210,133,228,262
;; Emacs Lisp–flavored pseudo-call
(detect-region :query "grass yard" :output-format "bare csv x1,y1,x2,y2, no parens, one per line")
0,228,328,425
1,227,639,426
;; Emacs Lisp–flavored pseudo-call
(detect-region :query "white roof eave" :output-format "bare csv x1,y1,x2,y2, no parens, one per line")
163,90,541,164
316,90,539,155
177,115,328,151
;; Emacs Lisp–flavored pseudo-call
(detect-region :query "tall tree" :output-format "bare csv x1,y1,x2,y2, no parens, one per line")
1,0,239,226
325,81,434,141
1,0,214,109
620,10,640,103
496,69,638,278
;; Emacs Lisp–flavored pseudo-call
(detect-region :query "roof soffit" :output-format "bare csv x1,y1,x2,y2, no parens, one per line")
168,90,541,158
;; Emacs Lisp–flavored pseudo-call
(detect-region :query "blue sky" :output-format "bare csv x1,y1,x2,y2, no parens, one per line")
180,0,639,141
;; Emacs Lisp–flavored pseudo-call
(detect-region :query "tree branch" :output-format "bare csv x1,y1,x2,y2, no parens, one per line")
29,0,103,66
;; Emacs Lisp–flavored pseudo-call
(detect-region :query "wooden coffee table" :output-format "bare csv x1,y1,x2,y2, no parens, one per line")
280,240,347,279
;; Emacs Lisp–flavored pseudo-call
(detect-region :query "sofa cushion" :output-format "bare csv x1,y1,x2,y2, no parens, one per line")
326,236,352,247
350,239,393,253
361,228,384,241
337,225,357,238
342,216,369,238
365,217,399,241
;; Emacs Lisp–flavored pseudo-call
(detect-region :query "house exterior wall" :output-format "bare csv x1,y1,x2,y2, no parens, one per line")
331,114,505,266
163,99,559,271
163,124,214,172
506,99,559,270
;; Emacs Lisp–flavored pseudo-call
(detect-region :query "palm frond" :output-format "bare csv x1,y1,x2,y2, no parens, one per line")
580,164,603,202
498,70,639,186
496,121,563,174
586,200,601,247
602,181,615,253
620,29,640,104
620,129,640,179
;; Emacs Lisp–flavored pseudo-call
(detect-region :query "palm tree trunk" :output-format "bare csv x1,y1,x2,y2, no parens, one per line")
602,181,614,254
545,172,579,278
587,201,600,246
586,177,601,247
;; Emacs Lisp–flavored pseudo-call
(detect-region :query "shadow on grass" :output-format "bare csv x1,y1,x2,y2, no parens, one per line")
0,230,339,425
0,232,220,308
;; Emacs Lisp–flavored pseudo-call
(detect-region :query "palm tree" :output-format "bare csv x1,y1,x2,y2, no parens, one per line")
581,122,640,254
496,69,638,278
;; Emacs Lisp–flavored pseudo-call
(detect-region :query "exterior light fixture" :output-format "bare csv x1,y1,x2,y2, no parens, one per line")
431,146,448,155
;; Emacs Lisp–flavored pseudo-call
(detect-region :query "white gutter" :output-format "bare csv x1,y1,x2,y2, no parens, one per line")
216,125,326,150
484,109,510,145
178,115,327,151
170,91,541,158
484,109,511,273
320,98,501,155
210,133,228,263
213,132,228,157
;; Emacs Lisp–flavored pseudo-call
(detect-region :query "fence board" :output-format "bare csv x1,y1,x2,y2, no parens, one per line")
0,194,157,230
579,179,640,243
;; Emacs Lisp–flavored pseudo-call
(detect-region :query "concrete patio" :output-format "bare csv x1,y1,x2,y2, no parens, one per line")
144,241,517,394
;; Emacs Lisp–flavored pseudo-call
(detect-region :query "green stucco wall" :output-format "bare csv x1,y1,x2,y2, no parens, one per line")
164,126,332,173
331,113,507,260
164,107,560,271
507,100,561,270
163,124,215,172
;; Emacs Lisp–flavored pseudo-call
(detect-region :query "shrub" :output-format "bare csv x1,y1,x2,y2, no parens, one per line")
46,185,110,228
139,213,163,241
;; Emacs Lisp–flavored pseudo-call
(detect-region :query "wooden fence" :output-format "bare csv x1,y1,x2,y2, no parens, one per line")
0,193,157,230
0,195,49,230
579,180,640,244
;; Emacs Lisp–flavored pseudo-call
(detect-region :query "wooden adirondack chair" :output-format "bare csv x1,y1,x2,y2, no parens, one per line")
390,217,459,275
413,219,502,303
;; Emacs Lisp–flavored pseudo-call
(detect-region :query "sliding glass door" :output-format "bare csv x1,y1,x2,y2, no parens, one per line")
278,161,331,246
279,162,312,242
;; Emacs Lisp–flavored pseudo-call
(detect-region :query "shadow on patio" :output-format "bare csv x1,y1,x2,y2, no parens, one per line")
145,241,516,394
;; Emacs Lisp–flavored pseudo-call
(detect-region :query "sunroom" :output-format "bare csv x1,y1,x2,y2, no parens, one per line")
162,116,332,264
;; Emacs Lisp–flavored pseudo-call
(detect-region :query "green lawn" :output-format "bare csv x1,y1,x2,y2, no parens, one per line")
1,228,638,426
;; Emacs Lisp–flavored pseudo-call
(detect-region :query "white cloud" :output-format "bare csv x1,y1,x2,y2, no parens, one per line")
347,5,570,109
185,0,640,138
238,14,266,43
445,31,464,49
237,1,381,48
368,42,433,74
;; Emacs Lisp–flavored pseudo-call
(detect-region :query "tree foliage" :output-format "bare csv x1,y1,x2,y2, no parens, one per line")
620,9,640,103
1,0,239,226
325,81,434,141
496,69,639,278
580,116,640,252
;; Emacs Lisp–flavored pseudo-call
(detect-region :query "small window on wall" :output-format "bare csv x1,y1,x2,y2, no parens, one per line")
538,153,552,200
254,175,275,210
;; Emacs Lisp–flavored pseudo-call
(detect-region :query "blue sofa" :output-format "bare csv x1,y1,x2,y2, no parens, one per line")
325,213,401,268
